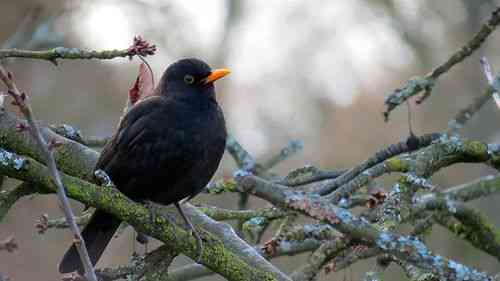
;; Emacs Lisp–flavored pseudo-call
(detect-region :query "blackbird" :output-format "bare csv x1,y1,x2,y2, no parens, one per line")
59,58,230,273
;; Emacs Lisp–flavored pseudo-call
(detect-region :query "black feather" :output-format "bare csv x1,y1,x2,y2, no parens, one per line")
59,58,227,273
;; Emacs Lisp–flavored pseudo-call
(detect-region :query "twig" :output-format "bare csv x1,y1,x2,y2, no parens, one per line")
226,134,258,172
447,57,500,134
262,214,299,256
419,174,500,203
50,124,110,147
35,210,93,234
0,36,156,65
196,205,286,221
315,133,440,196
236,174,494,281
326,247,380,274
481,57,500,108
384,7,500,120
0,64,98,281
282,224,341,242
276,166,346,187
96,246,176,281
416,195,500,262
290,239,348,281
261,140,303,170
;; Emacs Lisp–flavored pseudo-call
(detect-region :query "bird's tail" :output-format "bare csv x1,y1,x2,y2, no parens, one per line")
58,210,121,274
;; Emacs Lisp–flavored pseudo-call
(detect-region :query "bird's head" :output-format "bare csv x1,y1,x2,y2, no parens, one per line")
159,58,230,101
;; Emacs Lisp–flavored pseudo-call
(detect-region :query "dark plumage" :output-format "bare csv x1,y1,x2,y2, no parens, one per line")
59,58,229,273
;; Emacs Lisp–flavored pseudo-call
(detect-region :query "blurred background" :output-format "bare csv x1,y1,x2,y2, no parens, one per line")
1,0,500,280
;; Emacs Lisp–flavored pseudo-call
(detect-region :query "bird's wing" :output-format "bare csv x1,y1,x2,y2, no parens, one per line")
95,96,164,172
95,96,199,197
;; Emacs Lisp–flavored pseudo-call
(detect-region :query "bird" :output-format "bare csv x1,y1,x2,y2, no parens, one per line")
59,58,230,274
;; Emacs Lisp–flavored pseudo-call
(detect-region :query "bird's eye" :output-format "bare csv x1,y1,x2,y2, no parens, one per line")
184,74,195,84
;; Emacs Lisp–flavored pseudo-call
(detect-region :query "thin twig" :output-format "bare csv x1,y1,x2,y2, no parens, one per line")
50,124,110,147
384,7,500,120
261,140,303,170
315,133,440,196
447,57,500,134
0,64,98,281
480,57,500,108
0,36,156,65
276,166,346,187
35,210,93,234
226,134,257,172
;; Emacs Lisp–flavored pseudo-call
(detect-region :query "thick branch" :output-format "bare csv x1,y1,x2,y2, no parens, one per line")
0,148,285,281
0,110,99,180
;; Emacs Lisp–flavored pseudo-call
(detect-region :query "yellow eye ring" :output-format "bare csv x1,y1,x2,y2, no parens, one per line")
184,74,195,84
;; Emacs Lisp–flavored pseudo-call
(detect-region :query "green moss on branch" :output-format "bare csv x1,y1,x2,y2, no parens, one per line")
0,148,279,281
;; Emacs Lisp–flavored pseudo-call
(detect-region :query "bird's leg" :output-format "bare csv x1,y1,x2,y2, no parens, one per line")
174,202,203,263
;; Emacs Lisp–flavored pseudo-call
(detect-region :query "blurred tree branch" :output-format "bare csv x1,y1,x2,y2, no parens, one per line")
384,6,500,120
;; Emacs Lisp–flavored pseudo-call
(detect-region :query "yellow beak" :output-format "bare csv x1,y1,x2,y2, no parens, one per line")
203,68,231,84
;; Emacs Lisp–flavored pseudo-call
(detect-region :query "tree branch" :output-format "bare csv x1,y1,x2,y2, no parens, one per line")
384,7,500,120
236,174,495,281
447,57,500,134
0,36,156,65
0,147,287,281
416,195,500,262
